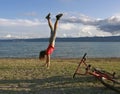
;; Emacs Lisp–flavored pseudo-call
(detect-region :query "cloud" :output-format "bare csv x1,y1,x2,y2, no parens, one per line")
0,18,48,39
0,18,41,26
62,13,95,24
0,13,120,39
61,13,120,36
79,25,112,37
97,16,120,34
58,23,112,37
5,34,12,38
59,23,76,30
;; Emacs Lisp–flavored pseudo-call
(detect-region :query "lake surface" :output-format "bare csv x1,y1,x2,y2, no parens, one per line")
0,41,120,58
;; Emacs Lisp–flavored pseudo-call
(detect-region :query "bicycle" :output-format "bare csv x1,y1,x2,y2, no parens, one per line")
73,53,120,93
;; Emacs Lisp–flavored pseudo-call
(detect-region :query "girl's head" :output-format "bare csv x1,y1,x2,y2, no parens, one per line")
39,50,46,60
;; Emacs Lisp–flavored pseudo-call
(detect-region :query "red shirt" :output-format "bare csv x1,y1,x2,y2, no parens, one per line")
46,45,55,55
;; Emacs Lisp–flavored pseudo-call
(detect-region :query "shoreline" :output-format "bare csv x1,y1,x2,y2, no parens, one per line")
0,57,120,60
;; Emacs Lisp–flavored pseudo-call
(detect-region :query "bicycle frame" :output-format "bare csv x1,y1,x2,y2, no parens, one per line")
73,53,120,93
73,53,115,80
73,53,87,78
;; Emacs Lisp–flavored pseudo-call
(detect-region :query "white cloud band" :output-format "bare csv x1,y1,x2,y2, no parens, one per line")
0,13,120,39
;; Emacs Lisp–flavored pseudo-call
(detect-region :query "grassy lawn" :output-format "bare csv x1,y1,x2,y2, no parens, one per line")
0,58,120,94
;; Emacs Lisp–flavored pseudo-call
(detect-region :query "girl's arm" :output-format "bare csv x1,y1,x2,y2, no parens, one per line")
46,54,50,68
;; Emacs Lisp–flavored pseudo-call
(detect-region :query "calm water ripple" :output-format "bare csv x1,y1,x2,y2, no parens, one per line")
0,42,120,58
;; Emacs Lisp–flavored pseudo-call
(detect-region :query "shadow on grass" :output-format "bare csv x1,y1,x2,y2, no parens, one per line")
0,76,118,94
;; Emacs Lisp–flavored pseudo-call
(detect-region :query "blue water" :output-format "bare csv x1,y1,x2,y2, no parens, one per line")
0,41,120,58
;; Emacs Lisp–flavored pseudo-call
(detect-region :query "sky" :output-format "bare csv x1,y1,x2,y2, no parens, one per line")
0,0,120,39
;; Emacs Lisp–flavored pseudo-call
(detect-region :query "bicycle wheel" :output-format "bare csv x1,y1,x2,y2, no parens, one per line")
98,77,120,93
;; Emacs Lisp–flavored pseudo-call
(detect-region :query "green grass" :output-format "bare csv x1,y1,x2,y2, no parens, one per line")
0,58,120,94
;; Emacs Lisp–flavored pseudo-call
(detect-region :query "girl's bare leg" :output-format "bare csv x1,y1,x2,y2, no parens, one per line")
54,13,63,35
54,20,58,34
47,19,54,32
46,13,54,32
51,14,63,45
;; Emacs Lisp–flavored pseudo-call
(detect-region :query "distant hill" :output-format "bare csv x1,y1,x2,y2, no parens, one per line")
0,36,120,42
56,36,120,42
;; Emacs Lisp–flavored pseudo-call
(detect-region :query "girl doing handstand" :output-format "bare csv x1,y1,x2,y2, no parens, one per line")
39,13,63,68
